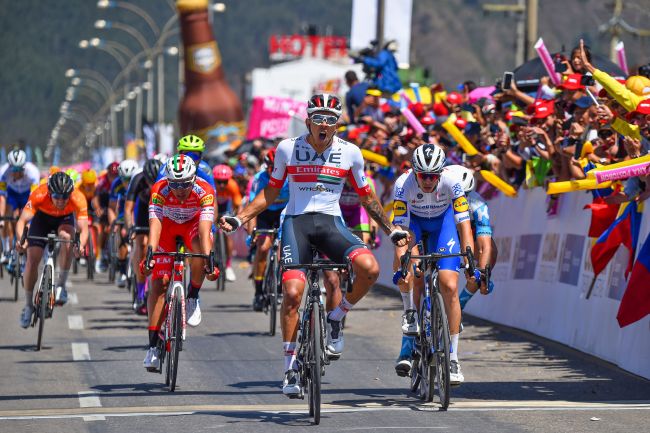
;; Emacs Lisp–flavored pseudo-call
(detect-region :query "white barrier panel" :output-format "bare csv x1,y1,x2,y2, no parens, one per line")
376,188,650,379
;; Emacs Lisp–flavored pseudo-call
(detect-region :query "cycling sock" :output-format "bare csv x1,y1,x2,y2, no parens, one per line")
401,290,414,311
254,277,263,296
187,281,201,299
118,259,127,274
2,236,8,252
136,282,146,300
57,270,69,288
328,297,354,321
148,328,160,348
283,342,297,371
226,257,232,268
450,333,459,362
25,291,33,307
459,287,475,311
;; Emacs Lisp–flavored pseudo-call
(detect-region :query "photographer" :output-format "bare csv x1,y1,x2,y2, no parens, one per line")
352,40,402,95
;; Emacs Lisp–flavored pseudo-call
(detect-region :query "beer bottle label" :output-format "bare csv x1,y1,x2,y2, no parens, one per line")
187,41,221,74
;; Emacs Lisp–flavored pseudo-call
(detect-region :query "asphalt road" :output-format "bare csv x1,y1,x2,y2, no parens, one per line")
0,259,648,432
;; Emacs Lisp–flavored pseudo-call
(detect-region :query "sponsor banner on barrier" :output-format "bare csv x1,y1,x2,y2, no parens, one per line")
246,96,307,140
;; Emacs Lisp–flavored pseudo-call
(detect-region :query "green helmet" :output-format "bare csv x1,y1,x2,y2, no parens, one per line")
177,134,205,153
65,168,80,184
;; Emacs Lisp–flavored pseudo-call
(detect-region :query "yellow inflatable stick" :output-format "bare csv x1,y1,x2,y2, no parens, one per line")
480,170,517,197
361,149,390,167
546,178,613,194
442,119,479,156
586,154,650,178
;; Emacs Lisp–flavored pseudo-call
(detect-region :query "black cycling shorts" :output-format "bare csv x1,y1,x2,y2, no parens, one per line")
280,213,367,267
256,208,283,231
27,211,75,248
134,198,149,229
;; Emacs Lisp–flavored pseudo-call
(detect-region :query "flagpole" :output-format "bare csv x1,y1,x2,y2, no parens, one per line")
585,275,597,299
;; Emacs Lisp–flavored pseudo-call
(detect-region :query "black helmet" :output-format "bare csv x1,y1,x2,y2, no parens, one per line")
143,158,162,184
48,172,74,197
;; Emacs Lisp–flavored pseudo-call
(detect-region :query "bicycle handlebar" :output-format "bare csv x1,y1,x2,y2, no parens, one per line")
145,246,215,274
393,246,478,284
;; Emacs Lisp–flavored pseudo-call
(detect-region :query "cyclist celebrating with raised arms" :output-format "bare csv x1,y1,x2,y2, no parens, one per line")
392,144,476,385
220,93,409,397
15,172,88,327
140,154,218,371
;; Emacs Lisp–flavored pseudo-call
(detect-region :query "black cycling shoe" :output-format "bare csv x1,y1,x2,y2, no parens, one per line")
253,294,264,312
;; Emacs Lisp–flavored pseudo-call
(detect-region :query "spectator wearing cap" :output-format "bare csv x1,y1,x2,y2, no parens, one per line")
355,88,385,124
558,73,585,102
344,70,369,123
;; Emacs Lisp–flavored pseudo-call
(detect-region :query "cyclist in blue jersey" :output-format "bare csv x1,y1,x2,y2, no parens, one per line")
155,135,216,191
247,148,290,311
109,160,138,287
446,165,498,309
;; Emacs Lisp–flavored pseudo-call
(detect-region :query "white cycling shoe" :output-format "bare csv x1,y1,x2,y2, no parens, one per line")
225,267,236,282
186,298,202,327
143,347,161,372
450,360,464,385
401,309,419,335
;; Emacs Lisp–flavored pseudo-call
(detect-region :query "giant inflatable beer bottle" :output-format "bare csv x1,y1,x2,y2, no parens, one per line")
177,0,244,142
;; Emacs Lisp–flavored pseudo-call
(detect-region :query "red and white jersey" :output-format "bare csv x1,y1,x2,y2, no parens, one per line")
269,135,371,216
148,177,215,225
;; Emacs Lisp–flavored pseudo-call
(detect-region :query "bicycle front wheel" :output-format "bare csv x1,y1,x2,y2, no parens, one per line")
36,265,52,351
419,298,435,403
308,300,322,425
264,254,277,336
432,291,450,410
168,290,182,392
217,231,226,291
13,252,21,302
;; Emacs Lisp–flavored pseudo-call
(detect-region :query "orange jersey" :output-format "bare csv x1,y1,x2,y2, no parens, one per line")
216,178,242,207
24,183,88,219
77,184,96,202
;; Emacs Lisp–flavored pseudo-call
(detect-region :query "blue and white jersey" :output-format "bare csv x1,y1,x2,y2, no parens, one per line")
0,162,40,196
249,169,290,212
467,191,492,237
391,166,470,227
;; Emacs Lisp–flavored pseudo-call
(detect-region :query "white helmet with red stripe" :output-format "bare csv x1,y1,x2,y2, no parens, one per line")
165,153,196,181
307,93,342,117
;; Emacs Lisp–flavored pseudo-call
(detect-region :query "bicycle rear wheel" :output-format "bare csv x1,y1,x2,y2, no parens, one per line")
36,265,52,351
432,291,450,410
86,237,95,281
308,300,322,425
216,231,226,291
264,254,277,336
168,289,182,392
419,297,436,402
13,252,21,302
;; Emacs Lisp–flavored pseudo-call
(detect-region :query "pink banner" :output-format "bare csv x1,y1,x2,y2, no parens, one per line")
246,96,307,140
595,162,650,184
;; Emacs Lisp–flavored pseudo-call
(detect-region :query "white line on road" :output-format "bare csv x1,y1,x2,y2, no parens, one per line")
77,391,105,422
68,292,78,305
67,315,84,330
71,342,90,361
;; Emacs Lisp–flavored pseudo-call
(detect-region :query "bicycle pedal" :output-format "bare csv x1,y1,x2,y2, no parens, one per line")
146,367,159,373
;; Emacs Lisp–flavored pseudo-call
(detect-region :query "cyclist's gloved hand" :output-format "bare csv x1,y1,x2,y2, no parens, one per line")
205,265,220,281
220,215,242,233
140,258,154,276
389,228,409,246
392,270,405,285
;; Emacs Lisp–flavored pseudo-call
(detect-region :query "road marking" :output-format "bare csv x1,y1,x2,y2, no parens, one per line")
68,293,78,305
67,315,84,330
77,391,104,422
71,342,90,361
0,400,648,420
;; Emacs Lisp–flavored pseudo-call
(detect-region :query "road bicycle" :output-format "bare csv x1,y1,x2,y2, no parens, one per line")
127,226,150,309
26,232,79,351
394,240,476,410
107,218,126,284
145,242,214,392
213,227,227,291
282,255,353,425
252,228,281,336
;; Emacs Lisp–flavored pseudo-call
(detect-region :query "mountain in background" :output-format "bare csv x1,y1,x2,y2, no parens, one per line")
1,0,648,160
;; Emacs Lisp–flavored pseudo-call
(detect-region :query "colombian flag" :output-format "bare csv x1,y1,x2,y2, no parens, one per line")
617,233,650,327
590,201,643,277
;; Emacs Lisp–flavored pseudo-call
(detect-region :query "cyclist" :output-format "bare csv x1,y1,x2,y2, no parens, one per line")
92,162,119,272
155,134,216,192
124,158,163,315
15,172,88,327
141,154,218,371
392,144,476,385
108,160,138,287
0,150,40,264
219,93,409,397
78,169,98,266
445,165,498,309
247,148,289,311
213,164,243,283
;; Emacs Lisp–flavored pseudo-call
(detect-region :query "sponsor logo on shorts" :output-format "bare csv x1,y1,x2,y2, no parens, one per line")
453,196,469,213
393,200,407,216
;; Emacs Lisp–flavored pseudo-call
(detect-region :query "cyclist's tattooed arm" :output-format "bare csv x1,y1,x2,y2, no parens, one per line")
360,191,393,235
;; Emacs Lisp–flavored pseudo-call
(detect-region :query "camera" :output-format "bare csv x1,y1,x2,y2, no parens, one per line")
502,71,514,90
580,73,595,87
553,54,568,74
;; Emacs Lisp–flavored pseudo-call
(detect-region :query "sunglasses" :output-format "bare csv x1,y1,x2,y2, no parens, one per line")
168,180,194,190
416,172,441,181
10,167,24,173
310,114,338,126
597,129,614,139
216,180,228,186
51,192,71,200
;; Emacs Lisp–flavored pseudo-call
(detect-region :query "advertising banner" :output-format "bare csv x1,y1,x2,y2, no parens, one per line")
246,96,307,140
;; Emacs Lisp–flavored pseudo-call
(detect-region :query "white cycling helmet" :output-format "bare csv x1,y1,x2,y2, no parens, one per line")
166,154,196,181
412,144,446,173
307,93,342,118
118,159,139,179
8,149,27,168
446,164,476,193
